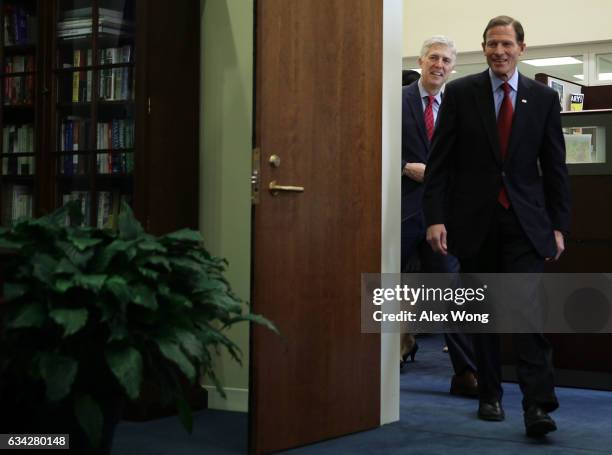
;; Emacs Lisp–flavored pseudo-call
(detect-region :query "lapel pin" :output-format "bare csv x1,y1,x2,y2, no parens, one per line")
521,99,527,103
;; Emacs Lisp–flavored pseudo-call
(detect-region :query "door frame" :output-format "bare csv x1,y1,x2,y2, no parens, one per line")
199,0,403,430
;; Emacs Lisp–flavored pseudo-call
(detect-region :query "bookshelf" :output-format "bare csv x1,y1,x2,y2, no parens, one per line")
0,0,199,234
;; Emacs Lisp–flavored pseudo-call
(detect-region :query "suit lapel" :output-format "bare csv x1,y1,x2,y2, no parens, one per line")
474,70,501,166
505,73,531,164
408,84,430,152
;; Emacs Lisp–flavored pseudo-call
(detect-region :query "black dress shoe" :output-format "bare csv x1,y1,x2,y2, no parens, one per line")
524,405,557,437
478,400,505,421
450,370,479,398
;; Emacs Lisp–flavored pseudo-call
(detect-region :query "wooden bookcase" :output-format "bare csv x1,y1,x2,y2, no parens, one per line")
0,0,199,234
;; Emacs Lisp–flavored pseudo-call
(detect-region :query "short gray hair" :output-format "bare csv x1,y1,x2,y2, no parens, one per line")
420,35,457,62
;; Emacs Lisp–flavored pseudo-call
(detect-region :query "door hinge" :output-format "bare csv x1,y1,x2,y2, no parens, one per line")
251,147,261,205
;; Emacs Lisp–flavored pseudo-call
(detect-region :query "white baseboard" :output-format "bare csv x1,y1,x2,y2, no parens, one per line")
204,386,249,412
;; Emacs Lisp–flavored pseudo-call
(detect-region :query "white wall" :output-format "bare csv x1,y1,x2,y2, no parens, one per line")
200,0,253,412
404,0,612,57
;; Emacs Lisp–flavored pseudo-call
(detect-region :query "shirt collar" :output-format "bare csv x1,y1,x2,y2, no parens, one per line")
489,68,519,93
417,79,443,104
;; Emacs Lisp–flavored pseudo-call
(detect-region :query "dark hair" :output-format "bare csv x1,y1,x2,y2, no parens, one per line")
482,15,524,44
402,69,420,87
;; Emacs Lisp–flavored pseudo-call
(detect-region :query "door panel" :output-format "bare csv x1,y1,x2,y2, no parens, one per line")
250,0,383,453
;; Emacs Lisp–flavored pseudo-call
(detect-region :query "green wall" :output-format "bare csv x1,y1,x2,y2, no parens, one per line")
199,0,253,412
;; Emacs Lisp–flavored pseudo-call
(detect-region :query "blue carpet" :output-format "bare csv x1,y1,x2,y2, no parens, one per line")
112,334,612,454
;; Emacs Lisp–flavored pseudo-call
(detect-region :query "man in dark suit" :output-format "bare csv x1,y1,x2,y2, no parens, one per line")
423,16,571,437
401,37,477,397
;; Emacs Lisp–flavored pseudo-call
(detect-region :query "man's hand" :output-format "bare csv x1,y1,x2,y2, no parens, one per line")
546,230,565,261
403,162,426,183
426,224,448,255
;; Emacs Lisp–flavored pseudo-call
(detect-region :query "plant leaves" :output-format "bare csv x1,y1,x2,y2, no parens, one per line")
105,346,143,400
2,282,26,301
58,241,95,268
228,313,279,334
132,284,158,310
69,235,104,251
118,203,144,240
137,239,167,253
6,302,46,329
176,331,204,359
105,276,132,305
49,308,88,337
154,338,195,382
74,394,103,448
163,229,203,244
74,274,106,292
39,352,77,402
54,258,81,275
32,254,58,285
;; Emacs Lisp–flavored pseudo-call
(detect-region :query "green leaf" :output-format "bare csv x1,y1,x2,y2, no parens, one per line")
74,394,103,448
154,338,195,382
137,239,167,253
229,313,279,334
176,331,204,359
175,392,193,433
118,203,143,240
58,241,95,268
163,229,203,244
74,274,106,292
32,254,58,285
137,266,159,280
69,235,104,251
105,346,143,400
2,282,27,301
54,278,74,293
105,276,132,305
132,284,158,310
6,302,46,329
49,308,88,337
54,258,81,275
39,352,77,402
145,255,171,271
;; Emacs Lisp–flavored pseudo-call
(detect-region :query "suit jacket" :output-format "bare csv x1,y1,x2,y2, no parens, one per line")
401,82,433,232
423,70,571,259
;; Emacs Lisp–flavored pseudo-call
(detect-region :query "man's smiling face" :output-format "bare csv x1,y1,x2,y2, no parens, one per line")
418,44,455,94
482,24,526,81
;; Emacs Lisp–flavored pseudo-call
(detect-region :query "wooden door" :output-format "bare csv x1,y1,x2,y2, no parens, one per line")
250,0,383,453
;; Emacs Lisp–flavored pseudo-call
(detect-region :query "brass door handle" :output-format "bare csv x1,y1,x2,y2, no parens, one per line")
269,180,304,194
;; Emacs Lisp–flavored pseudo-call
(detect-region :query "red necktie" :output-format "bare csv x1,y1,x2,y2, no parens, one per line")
497,82,513,209
424,95,435,141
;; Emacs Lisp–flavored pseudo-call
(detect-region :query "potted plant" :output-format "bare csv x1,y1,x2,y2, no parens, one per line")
0,202,275,453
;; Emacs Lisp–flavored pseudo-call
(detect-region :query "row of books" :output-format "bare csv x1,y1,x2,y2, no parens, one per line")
3,124,34,154
71,49,93,103
3,4,37,46
5,55,35,74
68,66,132,103
64,46,132,69
60,118,134,151
57,8,133,39
1,184,32,225
3,74,34,105
62,189,129,229
59,152,134,176
2,155,34,176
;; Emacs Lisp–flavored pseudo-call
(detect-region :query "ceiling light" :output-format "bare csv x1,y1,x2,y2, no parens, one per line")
598,73,612,80
522,57,582,67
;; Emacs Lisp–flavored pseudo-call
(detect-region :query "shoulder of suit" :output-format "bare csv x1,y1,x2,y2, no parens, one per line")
521,74,558,98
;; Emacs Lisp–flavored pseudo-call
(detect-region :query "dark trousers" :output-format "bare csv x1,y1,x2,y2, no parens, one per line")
402,216,476,375
459,205,558,412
